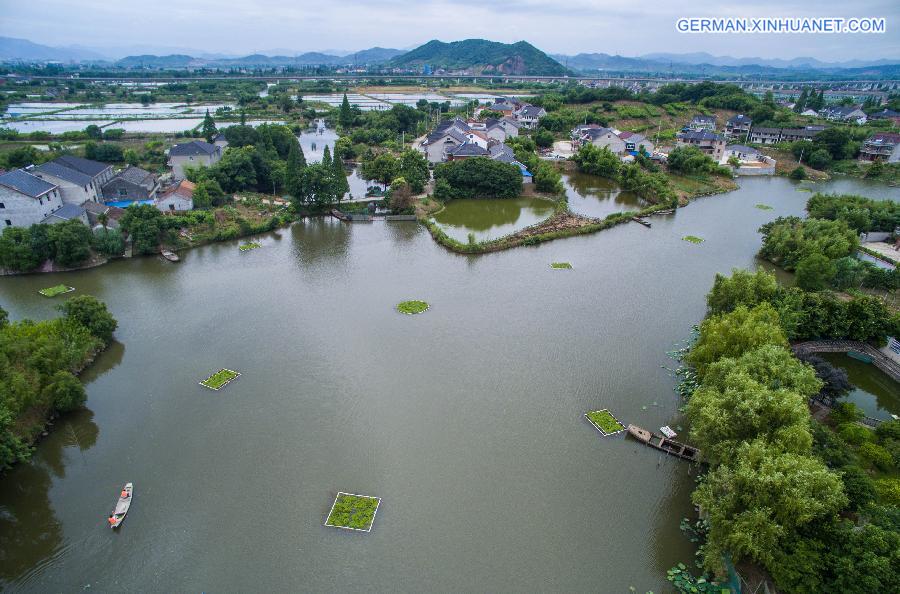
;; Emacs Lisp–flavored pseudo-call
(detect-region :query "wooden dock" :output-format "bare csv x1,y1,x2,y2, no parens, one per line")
626,424,701,463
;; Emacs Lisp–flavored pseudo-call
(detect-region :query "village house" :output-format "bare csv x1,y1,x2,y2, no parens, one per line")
485,117,520,141
40,203,90,226
581,127,627,154
819,106,867,125
618,131,654,156
800,109,820,117
463,129,490,149
859,132,900,163
32,155,113,205
447,142,490,160
724,114,752,139
213,133,229,150
515,105,547,129
167,140,222,179
688,115,717,132
747,126,824,144
869,108,900,125
487,99,518,117
83,200,125,230
101,165,160,202
0,168,65,228
676,130,726,161
155,179,195,212
422,126,468,163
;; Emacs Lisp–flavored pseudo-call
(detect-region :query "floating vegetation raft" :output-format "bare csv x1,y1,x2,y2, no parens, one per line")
550,262,573,269
796,187,812,193
754,204,774,210
397,300,429,315
324,492,381,532
682,235,704,244
585,409,626,436
38,285,75,297
199,368,241,390
239,242,262,252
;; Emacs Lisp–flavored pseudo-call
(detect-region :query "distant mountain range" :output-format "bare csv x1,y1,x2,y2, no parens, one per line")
388,39,570,76
1,35,898,77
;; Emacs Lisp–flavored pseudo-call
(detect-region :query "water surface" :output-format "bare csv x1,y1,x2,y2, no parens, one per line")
432,197,557,242
820,353,900,420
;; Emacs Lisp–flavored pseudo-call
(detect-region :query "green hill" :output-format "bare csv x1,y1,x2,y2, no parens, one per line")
390,39,570,76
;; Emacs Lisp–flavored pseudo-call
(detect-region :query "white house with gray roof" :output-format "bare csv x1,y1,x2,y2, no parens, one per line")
167,140,222,179
41,203,89,226
101,166,160,202
0,168,65,228
515,105,547,129
32,155,113,205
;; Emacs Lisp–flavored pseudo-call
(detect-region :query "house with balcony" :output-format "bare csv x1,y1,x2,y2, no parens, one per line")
725,114,752,140
820,106,867,125
859,132,900,163
515,105,547,129
168,140,222,179
676,130,726,161
688,115,717,132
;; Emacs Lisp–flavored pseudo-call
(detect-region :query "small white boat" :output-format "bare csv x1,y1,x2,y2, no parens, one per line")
108,482,133,529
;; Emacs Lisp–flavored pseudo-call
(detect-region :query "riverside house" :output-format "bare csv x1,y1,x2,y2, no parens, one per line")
32,155,113,205
859,132,900,163
168,140,222,179
676,130,726,161
155,179,195,212
724,114,752,140
101,166,160,202
0,168,65,228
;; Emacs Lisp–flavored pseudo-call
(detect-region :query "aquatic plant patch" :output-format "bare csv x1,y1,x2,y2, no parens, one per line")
682,236,704,244
585,409,626,436
199,368,241,390
239,242,261,251
754,204,774,210
550,262,573,269
324,492,381,532
397,300,429,315
38,285,75,297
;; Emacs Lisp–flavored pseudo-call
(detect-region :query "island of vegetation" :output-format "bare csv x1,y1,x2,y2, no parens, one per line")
397,300,429,315
199,369,241,391
550,262,573,269
585,409,626,436
324,492,381,532
0,296,118,470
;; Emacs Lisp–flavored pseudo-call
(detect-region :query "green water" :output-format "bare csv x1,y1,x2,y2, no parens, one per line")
431,197,556,242
0,176,899,592
820,353,900,420
563,171,645,219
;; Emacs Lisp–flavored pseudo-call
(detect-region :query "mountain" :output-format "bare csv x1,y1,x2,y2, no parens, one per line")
111,48,405,69
0,36,106,62
390,39,570,76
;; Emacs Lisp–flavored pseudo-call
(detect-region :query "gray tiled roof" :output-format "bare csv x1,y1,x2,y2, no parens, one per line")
678,130,724,141
0,168,57,198
727,114,752,124
725,145,759,153
519,105,544,117
169,140,218,156
427,127,468,145
112,165,156,189
489,143,515,159
43,203,86,221
53,155,110,177
449,142,489,157
34,161,94,186
692,115,716,122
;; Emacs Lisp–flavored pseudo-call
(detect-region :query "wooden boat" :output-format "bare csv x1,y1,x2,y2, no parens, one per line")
330,209,351,222
847,350,874,364
108,482,133,529
160,250,180,262
631,217,651,228
627,424,701,463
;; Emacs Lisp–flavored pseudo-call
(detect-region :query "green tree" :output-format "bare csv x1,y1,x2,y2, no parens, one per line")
330,152,349,201
119,203,163,255
533,129,554,148
0,226,41,272
41,370,86,412
795,253,837,291
707,268,779,315
361,152,400,188
284,139,308,204
572,144,621,178
686,304,788,377
339,93,353,128
398,149,429,193
58,295,118,344
200,109,217,143
93,227,124,257
47,219,93,267
84,124,102,139
433,157,523,200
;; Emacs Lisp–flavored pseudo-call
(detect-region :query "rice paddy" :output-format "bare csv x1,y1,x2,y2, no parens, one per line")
324,492,381,532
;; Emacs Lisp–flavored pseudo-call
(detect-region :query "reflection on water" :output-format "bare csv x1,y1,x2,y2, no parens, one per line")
820,353,900,420
432,198,556,241
564,172,645,219
0,409,99,587
290,218,351,270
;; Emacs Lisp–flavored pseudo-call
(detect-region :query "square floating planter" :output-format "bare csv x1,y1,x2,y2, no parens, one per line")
682,236,704,244
39,284,75,297
324,492,381,532
239,242,261,252
550,262,573,269
396,300,429,315
585,409,626,436
199,368,241,391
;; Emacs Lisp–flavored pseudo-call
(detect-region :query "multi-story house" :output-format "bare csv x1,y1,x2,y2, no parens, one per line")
515,105,547,129
676,130,726,161
688,115,717,132
0,168,64,228
32,155,113,205
168,140,223,179
859,132,900,163
725,114,752,140
101,166,160,202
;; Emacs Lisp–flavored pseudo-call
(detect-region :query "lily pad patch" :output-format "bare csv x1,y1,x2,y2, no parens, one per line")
397,300,429,315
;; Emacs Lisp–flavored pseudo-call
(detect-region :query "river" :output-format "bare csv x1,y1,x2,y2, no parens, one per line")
0,176,898,592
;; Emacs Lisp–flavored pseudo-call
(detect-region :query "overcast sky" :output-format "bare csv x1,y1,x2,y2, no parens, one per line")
2,0,898,60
